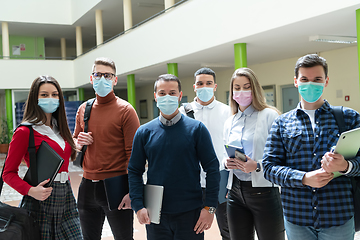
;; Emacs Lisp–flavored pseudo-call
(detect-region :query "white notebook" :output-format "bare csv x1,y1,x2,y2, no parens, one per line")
144,184,164,224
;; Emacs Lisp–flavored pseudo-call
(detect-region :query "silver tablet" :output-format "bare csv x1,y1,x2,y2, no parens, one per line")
334,127,360,159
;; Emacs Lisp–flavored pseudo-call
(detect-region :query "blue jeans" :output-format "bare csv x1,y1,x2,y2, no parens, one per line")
284,217,355,240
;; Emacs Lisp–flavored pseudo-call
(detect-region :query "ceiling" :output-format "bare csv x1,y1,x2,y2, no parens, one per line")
3,0,359,90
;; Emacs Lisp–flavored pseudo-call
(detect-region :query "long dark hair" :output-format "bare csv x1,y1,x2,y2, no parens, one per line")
22,76,77,160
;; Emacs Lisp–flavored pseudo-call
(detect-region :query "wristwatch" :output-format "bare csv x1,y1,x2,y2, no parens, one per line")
204,206,216,214
255,163,261,172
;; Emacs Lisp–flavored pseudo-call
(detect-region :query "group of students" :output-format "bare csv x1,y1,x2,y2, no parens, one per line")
2,53,360,240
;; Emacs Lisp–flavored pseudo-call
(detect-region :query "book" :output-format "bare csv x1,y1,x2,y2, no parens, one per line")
103,174,129,211
23,140,64,188
144,184,164,224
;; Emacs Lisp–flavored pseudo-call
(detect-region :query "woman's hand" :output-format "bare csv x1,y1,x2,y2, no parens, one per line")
27,179,53,201
225,156,258,173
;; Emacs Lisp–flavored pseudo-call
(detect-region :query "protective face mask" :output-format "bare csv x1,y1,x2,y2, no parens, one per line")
38,98,60,113
196,87,214,103
156,94,179,115
93,76,113,97
297,81,325,103
233,90,252,107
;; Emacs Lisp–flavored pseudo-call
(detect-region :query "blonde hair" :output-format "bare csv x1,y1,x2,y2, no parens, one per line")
228,68,280,115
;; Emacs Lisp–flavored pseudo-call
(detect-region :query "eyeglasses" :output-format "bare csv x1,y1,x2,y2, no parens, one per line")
92,72,115,80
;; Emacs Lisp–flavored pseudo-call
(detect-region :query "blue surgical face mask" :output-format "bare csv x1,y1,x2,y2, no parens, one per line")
196,87,214,102
156,94,179,115
297,81,325,103
93,76,113,97
38,98,60,113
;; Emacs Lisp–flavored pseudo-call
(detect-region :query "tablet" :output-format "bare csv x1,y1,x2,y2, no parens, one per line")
334,127,360,159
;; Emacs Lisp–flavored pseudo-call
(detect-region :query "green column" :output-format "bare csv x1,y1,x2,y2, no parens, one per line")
78,88,85,101
127,74,136,110
167,63,178,77
234,43,247,69
357,9,360,94
5,89,13,138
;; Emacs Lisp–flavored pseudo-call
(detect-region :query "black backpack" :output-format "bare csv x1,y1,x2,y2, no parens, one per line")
331,106,360,231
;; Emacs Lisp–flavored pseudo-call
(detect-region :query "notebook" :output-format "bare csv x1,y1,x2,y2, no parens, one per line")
23,140,64,188
103,174,129,211
144,184,164,224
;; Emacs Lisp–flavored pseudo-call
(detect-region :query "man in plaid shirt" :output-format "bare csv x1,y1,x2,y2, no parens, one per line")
263,54,360,240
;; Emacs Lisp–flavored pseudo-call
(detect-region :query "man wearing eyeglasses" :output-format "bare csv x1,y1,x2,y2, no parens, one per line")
73,57,140,240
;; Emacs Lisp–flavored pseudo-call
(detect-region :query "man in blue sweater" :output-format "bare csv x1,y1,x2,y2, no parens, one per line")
128,74,220,240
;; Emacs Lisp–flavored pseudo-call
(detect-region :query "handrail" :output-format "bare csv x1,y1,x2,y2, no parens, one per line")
0,0,189,61
78,0,189,57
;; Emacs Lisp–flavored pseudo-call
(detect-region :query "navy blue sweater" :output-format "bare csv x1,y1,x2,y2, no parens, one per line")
128,115,220,214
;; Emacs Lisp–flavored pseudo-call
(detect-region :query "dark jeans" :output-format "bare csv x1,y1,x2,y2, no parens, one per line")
227,178,285,240
146,208,204,240
77,178,133,240
202,188,230,240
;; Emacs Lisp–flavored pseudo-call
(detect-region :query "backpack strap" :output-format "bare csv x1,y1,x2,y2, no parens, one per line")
331,106,346,134
0,123,36,193
183,103,195,119
78,98,95,167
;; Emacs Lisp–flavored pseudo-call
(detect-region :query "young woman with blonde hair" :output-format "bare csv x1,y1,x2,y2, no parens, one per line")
224,68,284,240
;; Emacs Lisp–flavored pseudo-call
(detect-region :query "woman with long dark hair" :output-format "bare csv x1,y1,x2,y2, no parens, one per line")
3,76,83,239
224,68,284,240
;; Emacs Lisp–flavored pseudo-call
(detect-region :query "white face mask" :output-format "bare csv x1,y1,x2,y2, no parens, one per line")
156,94,179,115
196,87,214,102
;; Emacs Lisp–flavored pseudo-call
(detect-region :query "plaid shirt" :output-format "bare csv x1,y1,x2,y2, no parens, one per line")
263,100,360,229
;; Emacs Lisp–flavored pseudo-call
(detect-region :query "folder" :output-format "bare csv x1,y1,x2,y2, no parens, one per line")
23,140,64,188
144,184,164,224
103,174,129,211
218,170,229,204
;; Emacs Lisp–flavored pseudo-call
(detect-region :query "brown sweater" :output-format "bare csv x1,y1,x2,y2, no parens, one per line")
73,92,140,180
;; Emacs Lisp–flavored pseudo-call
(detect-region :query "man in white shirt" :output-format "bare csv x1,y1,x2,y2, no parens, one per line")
179,67,230,240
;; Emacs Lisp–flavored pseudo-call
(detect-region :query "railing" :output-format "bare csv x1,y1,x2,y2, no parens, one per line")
0,0,189,61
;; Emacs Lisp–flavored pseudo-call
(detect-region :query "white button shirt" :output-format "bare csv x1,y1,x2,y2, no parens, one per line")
179,97,230,187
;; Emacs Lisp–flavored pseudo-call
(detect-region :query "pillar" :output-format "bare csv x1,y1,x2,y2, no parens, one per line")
234,43,247,69
357,9,360,94
61,38,66,60
167,63,178,77
123,0,133,31
2,22,10,59
5,89,13,138
165,0,175,9
78,88,85,101
127,74,136,109
76,26,83,56
95,10,103,45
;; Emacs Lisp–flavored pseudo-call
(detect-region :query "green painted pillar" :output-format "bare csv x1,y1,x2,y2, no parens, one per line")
357,9,360,94
234,43,247,69
127,74,136,110
5,89,13,139
167,63,178,77
78,88,85,101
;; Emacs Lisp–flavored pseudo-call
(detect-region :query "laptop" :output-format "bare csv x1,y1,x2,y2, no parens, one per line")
144,184,164,224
